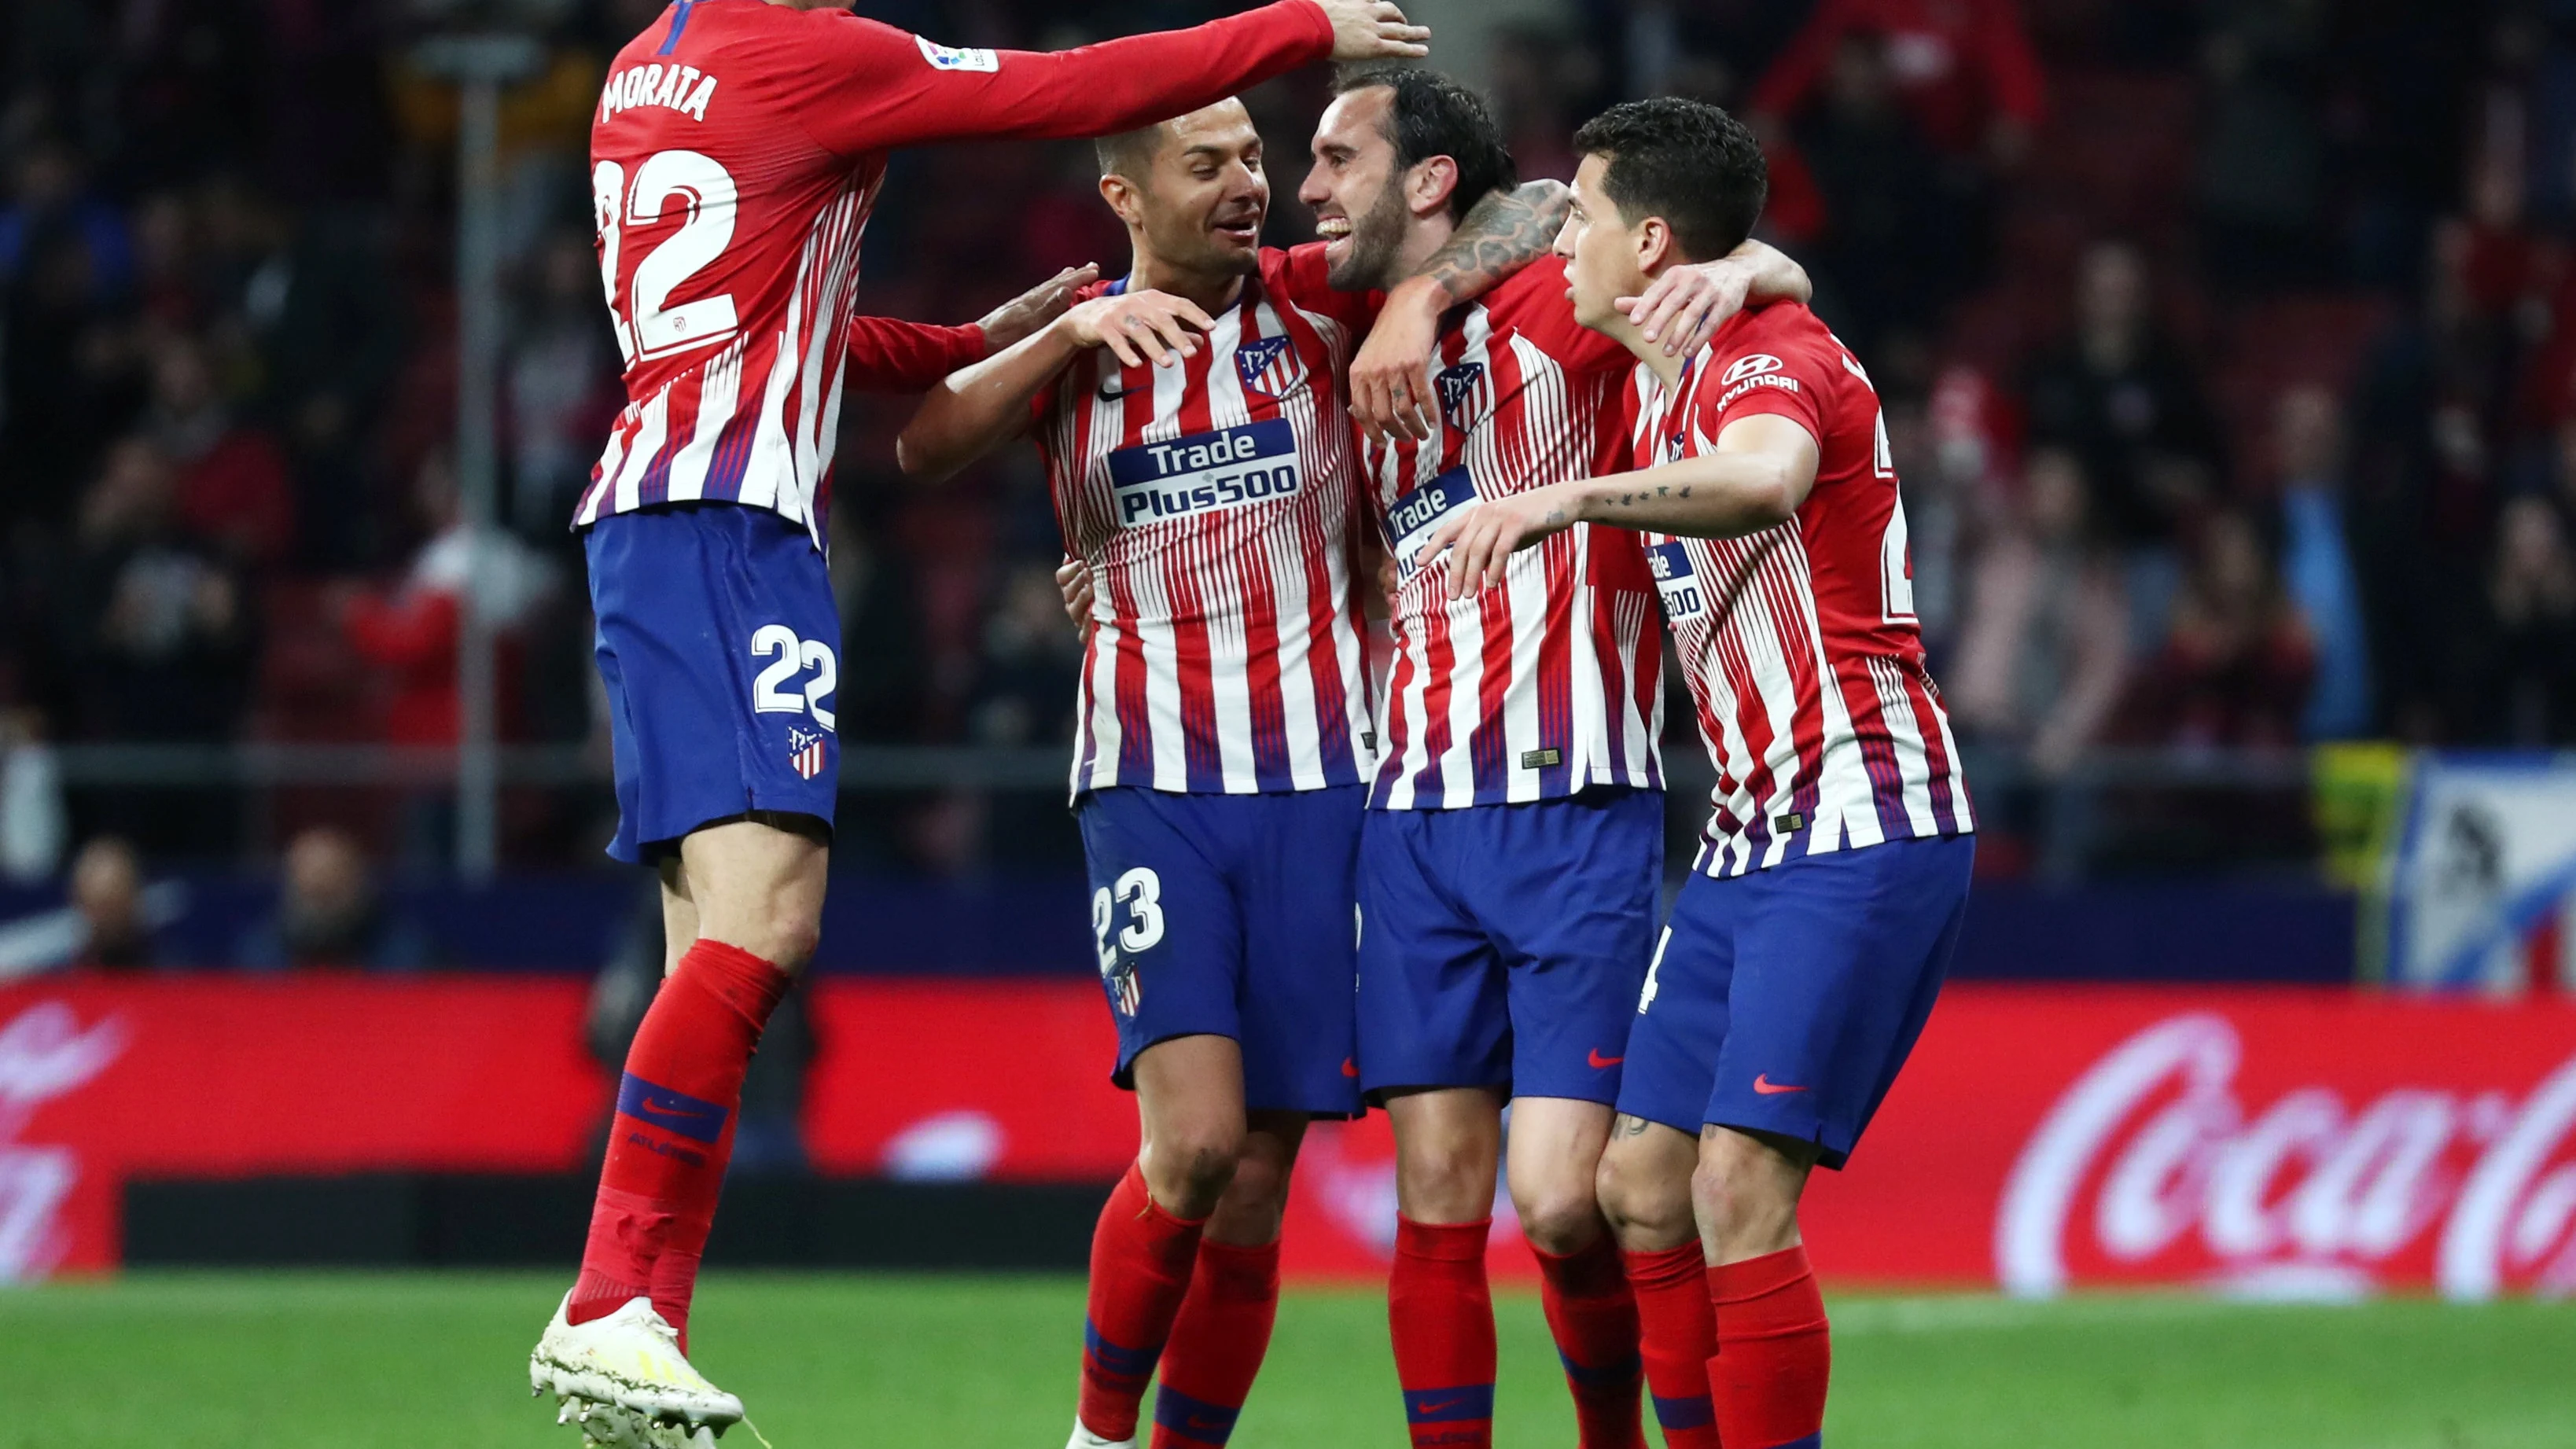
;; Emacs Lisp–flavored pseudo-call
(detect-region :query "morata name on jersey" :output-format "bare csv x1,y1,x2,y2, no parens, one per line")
599,63,719,125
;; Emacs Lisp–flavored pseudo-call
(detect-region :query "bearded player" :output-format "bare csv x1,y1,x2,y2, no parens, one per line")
531,1,1435,1444
1424,98,1974,1449
896,90,1578,1448
1312,67,1809,1449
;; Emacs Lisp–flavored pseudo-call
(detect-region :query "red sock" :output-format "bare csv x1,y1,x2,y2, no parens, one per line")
1148,1237,1282,1448
1709,1246,1831,1449
1079,1162,1209,1443
1531,1236,1646,1449
1624,1244,1720,1449
1388,1216,1495,1449
567,939,789,1348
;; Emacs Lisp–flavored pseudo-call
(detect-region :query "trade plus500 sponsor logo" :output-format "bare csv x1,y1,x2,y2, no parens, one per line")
1107,420,1301,527
1996,1013,2576,1300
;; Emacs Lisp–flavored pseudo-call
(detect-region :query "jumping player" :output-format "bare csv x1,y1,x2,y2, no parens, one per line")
896,94,1566,1449
1422,98,1975,1449
1314,68,1809,1449
531,1,1433,1444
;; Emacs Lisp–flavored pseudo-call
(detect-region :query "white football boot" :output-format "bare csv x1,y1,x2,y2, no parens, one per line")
1065,1420,1134,1449
531,1293,745,1446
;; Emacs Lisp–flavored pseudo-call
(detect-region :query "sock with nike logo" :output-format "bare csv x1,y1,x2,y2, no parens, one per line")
1079,1161,1209,1443
1147,1236,1282,1448
567,937,791,1348
1709,1244,1831,1449
1623,1242,1720,1449
1389,1215,1496,1449
1532,1235,1647,1449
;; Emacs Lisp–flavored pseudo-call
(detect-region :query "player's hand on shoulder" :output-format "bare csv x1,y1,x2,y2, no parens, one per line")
1064,290,1213,370
981,264,1100,355
1425,481,1582,600
1619,259,1755,359
1054,557,1097,641
1349,281,1442,445
1316,0,1432,61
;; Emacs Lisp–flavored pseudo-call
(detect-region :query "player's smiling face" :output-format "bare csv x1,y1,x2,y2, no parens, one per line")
1558,153,1654,334
1301,86,1408,291
1123,101,1270,279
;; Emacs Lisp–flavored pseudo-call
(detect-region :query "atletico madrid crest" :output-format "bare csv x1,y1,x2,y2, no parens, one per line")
1437,362,1485,429
1104,958,1142,1017
787,725,828,781
1235,335,1305,400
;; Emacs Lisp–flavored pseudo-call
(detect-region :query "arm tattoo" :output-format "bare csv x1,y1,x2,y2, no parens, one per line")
1415,180,1574,303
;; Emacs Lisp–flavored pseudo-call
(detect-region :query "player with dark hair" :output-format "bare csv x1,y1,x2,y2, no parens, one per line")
1422,97,1975,1449
896,93,1570,1449
1316,68,1809,1449
532,1,1436,1444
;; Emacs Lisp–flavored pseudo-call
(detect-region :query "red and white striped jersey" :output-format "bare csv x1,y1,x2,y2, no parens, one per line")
1038,245,1378,796
1362,258,1664,809
1629,300,1973,877
571,0,1333,543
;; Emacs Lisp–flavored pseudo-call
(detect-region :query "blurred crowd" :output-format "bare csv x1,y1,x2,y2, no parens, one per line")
0,0,2570,880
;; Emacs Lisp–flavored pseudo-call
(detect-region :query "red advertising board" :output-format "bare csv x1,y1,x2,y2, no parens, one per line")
5,977,2574,1297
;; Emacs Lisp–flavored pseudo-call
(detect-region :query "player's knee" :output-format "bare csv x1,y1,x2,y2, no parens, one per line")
1512,1176,1603,1256
1149,1126,1246,1210
1596,1142,1691,1242
1397,1135,1498,1223
749,903,821,971
1689,1150,1794,1245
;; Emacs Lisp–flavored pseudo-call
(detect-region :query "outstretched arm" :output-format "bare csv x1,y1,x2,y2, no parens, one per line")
1423,414,1821,598
1349,180,1575,440
843,265,1099,393
800,2,1428,156
896,289,1216,484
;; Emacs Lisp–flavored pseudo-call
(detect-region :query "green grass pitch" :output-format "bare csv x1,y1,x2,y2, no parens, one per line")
1,1273,2570,1447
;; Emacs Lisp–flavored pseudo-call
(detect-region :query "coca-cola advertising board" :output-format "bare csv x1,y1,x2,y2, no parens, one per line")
2,977,2572,1297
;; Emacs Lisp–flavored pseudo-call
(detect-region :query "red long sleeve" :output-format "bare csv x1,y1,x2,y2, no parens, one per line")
843,316,987,392
780,1,1336,159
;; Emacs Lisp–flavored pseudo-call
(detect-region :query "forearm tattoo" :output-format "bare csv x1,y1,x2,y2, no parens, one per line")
1418,180,1574,302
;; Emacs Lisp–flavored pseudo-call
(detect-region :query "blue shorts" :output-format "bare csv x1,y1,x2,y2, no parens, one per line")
1616,834,1974,1169
1077,785,1364,1118
586,505,841,865
1356,789,1662,1105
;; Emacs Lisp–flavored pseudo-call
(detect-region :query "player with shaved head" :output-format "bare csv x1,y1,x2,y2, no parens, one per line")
899,93,1570,1449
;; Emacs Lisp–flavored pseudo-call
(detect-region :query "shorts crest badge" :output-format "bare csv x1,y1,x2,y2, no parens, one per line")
787,725,828,781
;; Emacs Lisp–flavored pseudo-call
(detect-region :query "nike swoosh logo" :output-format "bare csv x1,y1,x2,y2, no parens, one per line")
1752,1075,1809,1095
1098,382,1145,401
1418,1399,1459,1414
1588,1049,1624,1069
1187,1417,1227,1432
635,1096,718,1121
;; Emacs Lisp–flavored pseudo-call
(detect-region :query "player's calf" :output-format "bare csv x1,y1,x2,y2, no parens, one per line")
1076,1037,1255,1447
1596,1117,1719,1449
1506,1098,1643,1449
1691,1127,1828,1449
1149,1116,1304,1449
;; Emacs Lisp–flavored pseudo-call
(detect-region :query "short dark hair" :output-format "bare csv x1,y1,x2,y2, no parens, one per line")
1329,64,1516,222
1571,98,1766,262
1095,124,1163,180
